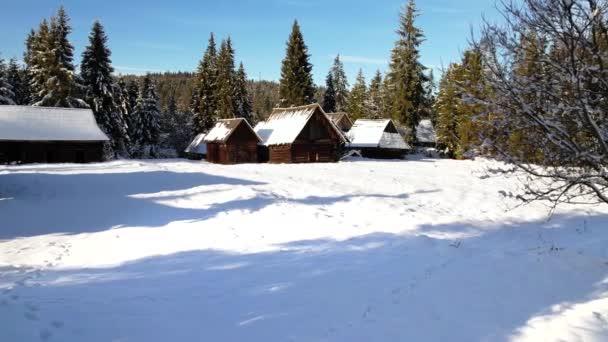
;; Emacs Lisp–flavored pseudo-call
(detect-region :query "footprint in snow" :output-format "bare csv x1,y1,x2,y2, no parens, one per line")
50,321,64,329
24,311,39,321
39,328,52,341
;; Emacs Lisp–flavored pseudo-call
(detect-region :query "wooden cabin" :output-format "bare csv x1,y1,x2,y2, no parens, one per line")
415,119,437,147
184,133,207,160
203,118,262,164
254,103,347,163
0,106,109,164
347,119,411,159
326,112,354,132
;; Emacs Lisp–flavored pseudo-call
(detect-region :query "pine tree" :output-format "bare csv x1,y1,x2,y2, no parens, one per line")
26,20,50,104
161,91,194,155
0,58,16,105
216,38,236,118
126,80,139,112
331,55,349,111
347,69,368,120
366,70,384,119
279,20,315,106
322,71,337,113
234,62,253,123
33,7,87,108
192,33,218,133
434,64,460,157
133,75,161,157
387,0,428,144
81,21,128,156
6,58,28,105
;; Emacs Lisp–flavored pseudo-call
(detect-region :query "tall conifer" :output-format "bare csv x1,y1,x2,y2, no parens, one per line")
387,0,428,143
322,71,337,113
279,20,315,106
331,55,349,111
192,33,218,132
81,21,128,156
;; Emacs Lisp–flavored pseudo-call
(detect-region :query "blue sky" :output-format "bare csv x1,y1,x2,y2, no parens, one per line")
0,0,501,84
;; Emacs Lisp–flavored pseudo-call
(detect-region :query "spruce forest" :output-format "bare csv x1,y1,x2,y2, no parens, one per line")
0,0,607,204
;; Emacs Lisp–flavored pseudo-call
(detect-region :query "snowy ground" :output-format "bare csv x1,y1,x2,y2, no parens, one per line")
1,157,607,342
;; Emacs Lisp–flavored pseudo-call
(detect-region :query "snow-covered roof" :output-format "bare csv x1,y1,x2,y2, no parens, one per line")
0,106,109,142
254,103,346,146
347,119,411,150
326,112,352,125
203,118,262,143
184,133,207,155
416,119,436,143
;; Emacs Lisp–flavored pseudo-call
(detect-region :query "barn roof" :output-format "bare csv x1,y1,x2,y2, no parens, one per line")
184,133,207,155
0,106,109,142
254,103,347,146
326,112,353,125
416,119,437,143
203,118,262,143
347,119,411,150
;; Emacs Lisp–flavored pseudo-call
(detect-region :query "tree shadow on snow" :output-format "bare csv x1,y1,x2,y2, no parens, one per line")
0,170,414,240
1,213,608,341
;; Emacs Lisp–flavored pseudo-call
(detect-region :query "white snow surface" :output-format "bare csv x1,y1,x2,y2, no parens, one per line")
1,157,608,341
348,119,410,149
254,107,316,146
0,106,109,141
416,119,436,144
184,133,207,155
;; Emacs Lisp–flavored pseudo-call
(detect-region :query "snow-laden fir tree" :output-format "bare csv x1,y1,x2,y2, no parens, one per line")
348,69,368,120
32,7,87,108
161,91,194,155
434,64,460,157
386,0,428,144
0,58,16,105
126,80,139,113
133,75,161,157
331,55,349,111
25,21,50,104
81,21,129,157
366,70,384,119
216,38,237,118
475,0,608,205
234,62,253,123
322,71,337,113
279,20,315,106
191,33,218,133
7,58,28,105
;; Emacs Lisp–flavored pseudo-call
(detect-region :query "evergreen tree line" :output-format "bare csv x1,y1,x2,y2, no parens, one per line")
279,1,435,144
0,7,257,158
190,34,252,134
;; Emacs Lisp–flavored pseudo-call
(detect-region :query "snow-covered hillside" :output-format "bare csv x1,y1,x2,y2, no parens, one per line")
1,157,607,342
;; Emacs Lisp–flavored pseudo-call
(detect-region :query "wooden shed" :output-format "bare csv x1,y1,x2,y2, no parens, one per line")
326,112,354,132
0,106,109,164
184,133,207,160
254,103,347,164
204,118,262,164
347,119,411,159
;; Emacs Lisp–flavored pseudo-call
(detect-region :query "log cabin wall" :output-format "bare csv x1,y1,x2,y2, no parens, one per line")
0,141,104,164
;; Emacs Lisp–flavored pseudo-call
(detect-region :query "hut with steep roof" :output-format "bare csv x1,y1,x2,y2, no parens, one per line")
203,118,261,164
326,112,354,132
347,119,411,159
254,103,347,163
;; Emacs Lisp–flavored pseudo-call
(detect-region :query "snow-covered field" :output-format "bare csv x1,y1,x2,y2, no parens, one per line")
1,157,607,342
